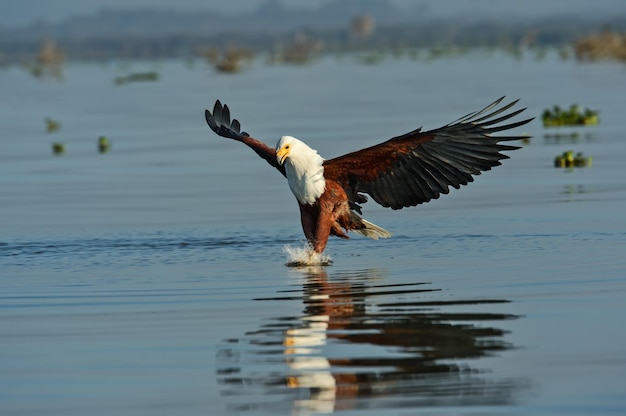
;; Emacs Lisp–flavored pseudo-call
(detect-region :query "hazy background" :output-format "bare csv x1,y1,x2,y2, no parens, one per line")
2,0,625,64
2,0,624,28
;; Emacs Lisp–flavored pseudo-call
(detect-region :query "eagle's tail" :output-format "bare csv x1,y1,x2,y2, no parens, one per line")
351,214,392,240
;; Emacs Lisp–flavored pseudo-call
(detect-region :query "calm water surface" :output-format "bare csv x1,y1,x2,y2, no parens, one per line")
1,51,626,415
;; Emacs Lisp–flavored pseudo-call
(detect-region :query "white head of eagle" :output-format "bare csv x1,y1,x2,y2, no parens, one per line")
276,135,326,205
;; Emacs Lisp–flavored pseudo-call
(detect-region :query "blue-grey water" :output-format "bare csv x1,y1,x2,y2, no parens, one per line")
2,50,626,415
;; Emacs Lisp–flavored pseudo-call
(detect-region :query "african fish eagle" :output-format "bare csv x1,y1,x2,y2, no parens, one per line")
205,97,532,256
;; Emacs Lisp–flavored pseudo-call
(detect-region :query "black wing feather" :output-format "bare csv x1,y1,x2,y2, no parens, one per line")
205,100,286,177
325,97,533,211
205,100,249,140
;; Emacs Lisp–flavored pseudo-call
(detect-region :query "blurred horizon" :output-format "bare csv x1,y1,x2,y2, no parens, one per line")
2,0,625,29
2,0,625,65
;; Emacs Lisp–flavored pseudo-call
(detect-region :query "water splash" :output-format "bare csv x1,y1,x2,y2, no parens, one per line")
283,244,332,267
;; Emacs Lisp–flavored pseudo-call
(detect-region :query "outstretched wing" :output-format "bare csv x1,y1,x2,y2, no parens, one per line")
205,100,286,177
323,97,533,212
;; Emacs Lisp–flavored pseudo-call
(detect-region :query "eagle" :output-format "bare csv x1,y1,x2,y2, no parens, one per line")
205,97,532,259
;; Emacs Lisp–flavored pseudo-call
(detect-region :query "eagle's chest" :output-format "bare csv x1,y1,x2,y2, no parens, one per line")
285,161,326,205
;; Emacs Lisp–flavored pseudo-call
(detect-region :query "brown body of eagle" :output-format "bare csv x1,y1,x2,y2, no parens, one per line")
205,97,532,255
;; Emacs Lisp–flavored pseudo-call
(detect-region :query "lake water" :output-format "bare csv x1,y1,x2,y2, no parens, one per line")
1,50,626,415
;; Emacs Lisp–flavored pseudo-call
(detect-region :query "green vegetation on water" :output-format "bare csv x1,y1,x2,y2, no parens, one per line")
98,136,110,154
554,150,592,168
114,71,159,85
542,104,599,127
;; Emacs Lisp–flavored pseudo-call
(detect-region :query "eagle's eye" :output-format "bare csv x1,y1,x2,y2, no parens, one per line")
285,145,290,149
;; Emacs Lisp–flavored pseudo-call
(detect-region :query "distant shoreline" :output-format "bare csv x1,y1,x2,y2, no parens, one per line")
1,6,624,64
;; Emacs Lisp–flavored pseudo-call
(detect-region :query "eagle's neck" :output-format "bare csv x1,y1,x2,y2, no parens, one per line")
284,145,326,205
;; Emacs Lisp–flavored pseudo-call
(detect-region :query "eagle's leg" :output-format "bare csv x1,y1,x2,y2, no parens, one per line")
312,209,333,253
299,202,333,253
298,203,317,247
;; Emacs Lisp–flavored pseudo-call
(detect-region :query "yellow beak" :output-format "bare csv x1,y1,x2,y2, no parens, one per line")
276,146,289,165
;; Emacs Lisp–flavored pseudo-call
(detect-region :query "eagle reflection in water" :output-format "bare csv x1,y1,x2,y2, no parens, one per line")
216,268,528,413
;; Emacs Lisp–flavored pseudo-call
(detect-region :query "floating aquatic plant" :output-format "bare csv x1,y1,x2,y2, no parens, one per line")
202,47,254,73
51,142,65,155
268,33,323,65
575,29,626,62
45,117,60,133
114,71,159,85
98,136,110,154
29,39,65,80
542,104,599,127
554,150,592,168
355,51,386,65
